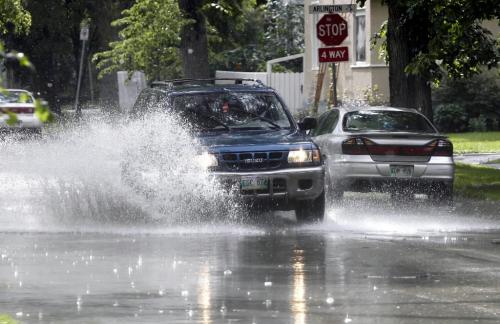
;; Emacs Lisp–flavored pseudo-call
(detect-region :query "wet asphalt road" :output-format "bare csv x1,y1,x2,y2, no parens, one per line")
2,198,500,324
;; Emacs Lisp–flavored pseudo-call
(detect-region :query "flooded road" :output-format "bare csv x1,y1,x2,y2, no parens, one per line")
2,217,500,324
1,116,500,323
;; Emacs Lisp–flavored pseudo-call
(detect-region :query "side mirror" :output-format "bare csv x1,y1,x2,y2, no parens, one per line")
299,117,317,131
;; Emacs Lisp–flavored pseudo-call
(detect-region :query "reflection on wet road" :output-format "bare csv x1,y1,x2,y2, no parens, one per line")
2,213,500,323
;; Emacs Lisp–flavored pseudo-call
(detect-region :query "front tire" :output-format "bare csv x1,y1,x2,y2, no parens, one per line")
295,191,325,223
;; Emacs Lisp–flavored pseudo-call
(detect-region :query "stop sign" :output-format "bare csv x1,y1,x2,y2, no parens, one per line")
316,14,348,46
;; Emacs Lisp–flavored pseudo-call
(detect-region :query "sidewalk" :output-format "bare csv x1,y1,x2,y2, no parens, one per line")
454,153,500,169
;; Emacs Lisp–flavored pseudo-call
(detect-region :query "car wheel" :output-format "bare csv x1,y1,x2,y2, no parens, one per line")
428,182,453,205
295,191,325,224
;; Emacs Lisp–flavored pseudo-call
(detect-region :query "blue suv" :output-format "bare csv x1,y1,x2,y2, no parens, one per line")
130,79,325,222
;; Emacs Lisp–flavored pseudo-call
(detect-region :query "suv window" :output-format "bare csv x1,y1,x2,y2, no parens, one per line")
171,91,292,131
343,110,436,133
312,109,339,136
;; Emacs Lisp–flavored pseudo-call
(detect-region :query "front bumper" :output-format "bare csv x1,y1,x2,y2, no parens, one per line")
212,166,325,202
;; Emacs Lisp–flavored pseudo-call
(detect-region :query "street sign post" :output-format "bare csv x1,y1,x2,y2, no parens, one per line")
316,14,348,46
319,47,349,63
313,12,351,111
74,24,89,118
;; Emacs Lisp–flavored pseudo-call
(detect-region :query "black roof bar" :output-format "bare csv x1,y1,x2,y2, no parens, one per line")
150,78,265,87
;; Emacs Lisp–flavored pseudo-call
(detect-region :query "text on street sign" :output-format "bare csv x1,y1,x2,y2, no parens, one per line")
309,4,356,14
316,14,348,46
318,21,347,38
319,47,349,63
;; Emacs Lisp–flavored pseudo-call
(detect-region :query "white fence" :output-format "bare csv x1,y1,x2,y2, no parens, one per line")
215,70,304,115
117,71,147,113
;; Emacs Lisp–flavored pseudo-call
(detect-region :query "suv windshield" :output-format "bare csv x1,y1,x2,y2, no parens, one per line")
171,92,292,131
343,110,436,133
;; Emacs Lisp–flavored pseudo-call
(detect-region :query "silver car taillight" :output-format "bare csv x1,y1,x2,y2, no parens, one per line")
430,139,453,156
342,137,370,155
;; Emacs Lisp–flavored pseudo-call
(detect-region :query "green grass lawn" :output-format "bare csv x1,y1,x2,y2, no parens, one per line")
0,314,18,324
454,163,500,200
447,131,500,153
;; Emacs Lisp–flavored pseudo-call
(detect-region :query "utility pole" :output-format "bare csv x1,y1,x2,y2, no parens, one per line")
74,22,89,119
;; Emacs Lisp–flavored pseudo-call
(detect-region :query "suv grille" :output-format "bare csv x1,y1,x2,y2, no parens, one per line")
219,151,286,171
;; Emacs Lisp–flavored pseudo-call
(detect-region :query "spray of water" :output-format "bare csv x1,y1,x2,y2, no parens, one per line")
0,112,243,232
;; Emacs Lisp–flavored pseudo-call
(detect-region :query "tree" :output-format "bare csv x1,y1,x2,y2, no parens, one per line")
8,0,133,111
360,0,500,120
94,0,185,80
213,0,304,72
0,0,31,36
178,0,209,78
94,0,262,80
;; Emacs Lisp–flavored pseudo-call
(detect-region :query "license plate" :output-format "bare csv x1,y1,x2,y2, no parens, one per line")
240,177,269,191
390,165,413,178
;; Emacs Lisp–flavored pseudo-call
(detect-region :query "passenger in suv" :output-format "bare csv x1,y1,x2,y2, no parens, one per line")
129,79,325,222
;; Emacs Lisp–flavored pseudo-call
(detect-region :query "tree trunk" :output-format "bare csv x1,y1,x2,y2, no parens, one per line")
386,1,433,120
178,0,210,79
412,75,433,121
387,1,410,108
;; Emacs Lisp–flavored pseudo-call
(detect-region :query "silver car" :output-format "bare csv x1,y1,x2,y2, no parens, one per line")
311,106,454,202
0,89,42,136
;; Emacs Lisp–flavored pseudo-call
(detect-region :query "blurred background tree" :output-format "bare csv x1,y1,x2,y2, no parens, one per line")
362,0,500,120
4,0,305,109
433,69,500,132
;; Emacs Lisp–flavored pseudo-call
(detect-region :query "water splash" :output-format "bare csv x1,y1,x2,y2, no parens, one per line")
0,112,240,231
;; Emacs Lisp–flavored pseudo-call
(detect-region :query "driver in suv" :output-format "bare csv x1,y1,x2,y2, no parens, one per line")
129,79,325,222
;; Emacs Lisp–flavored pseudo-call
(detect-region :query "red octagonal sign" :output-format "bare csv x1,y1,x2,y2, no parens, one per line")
316,14,348,46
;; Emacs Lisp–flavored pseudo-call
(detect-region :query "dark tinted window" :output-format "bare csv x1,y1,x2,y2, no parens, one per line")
171,92,292,130
343,110,436,133
312,109,339,136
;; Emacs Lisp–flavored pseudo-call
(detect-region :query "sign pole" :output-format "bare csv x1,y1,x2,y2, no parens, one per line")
332,63,338,107
74,24,89,119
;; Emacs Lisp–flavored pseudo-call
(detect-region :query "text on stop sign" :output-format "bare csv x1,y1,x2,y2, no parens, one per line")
318,22,347,37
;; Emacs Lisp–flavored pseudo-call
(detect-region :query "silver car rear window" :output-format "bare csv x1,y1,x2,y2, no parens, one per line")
343,110,436,133
0,91,34,104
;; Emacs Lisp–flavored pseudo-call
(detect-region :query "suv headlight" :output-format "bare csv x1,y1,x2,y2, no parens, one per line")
198,152,218,168
288,149,321,164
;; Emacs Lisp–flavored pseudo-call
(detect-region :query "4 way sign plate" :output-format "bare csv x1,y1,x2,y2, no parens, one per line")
319,47,349,63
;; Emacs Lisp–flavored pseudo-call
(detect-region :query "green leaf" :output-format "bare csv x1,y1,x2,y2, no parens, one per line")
5,110,19,126
34,100,53,123
19,92,29,103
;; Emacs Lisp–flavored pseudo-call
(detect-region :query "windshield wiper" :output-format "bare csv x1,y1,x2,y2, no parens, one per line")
238,110,282,129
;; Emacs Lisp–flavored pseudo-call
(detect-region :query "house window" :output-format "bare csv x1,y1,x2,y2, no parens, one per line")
355,11,366,62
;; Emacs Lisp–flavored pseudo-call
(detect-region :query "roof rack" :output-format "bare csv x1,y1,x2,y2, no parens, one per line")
150,78,265,88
